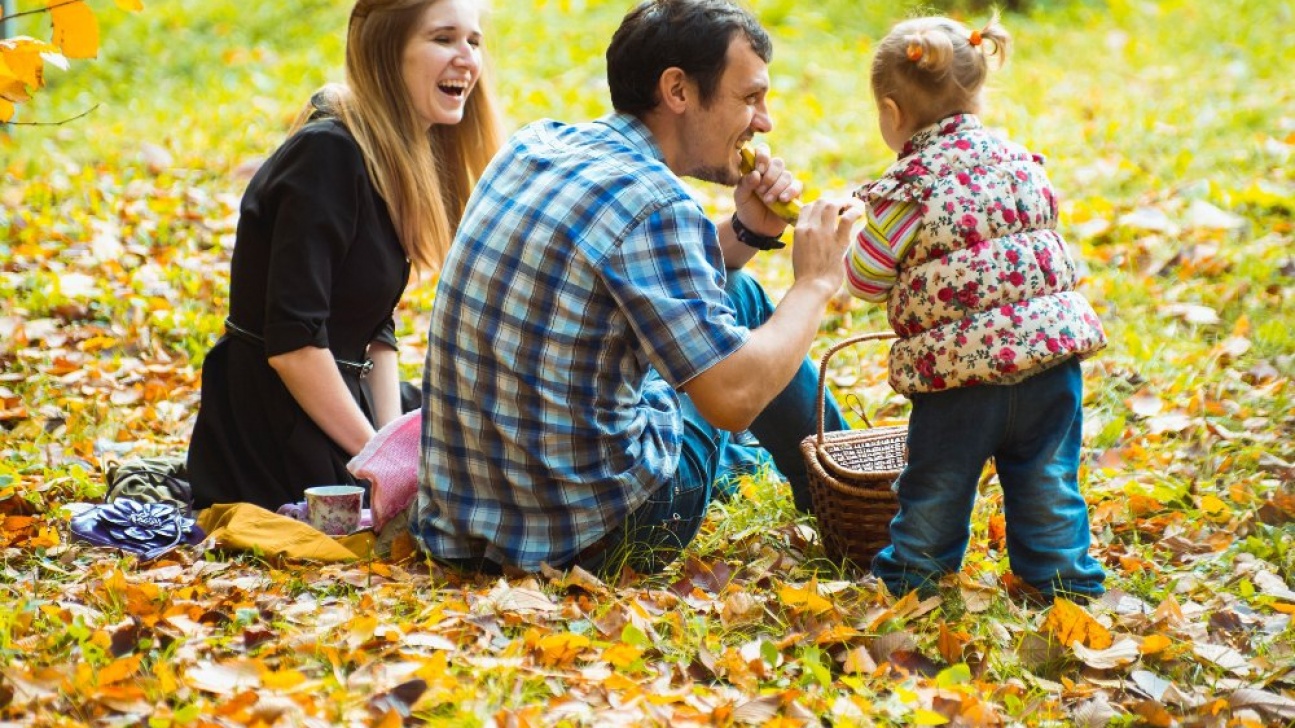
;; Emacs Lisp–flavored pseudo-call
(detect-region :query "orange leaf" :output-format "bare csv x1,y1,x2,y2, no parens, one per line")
602,642,643,669
98,654,142,686
987,513,1006,547
0,97,13,122
937,623,971,664
1041,598,1112,649
814,623,863,645
1,38,54,89
3,515,35,532
1140,634,1172,655
28,525,62,548
50,1,101,60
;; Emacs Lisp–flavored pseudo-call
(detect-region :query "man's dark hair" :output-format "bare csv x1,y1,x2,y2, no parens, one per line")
607,0,773,115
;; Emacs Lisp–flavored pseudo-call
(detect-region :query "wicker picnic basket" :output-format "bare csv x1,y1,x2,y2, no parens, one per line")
799,332,907,568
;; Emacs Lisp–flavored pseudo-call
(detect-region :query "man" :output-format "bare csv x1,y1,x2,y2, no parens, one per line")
413,0,861,575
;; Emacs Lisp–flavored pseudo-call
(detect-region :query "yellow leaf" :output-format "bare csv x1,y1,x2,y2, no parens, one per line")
1041,598,1113,650
778,581,834,615
1271,602,1295,615
913,708,950,725
155,660,178,694
114,0,144,10
536,632,590,667
1197,494,1229,521
260,668,306,690
50,1,101,60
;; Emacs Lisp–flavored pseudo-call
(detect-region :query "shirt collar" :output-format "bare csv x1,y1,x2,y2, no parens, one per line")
594,112,667,164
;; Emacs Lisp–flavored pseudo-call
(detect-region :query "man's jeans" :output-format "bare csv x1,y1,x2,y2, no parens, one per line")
871,358,1106,599
575,270,849,575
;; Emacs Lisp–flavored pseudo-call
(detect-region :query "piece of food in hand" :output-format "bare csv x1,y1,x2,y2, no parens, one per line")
739,144,802,224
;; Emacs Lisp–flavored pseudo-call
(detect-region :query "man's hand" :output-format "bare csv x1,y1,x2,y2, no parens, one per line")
733,144,801,238
790,197,865,294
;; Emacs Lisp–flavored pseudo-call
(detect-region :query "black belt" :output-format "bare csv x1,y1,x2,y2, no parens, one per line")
224,318,374,379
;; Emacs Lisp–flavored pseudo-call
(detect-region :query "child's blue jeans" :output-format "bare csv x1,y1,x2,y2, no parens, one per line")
871,357,1106,599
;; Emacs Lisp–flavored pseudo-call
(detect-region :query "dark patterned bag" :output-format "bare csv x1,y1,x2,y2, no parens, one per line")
105,455,194,517
70,498,205,560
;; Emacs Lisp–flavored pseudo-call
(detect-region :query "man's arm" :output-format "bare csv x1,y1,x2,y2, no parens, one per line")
683,199,862,432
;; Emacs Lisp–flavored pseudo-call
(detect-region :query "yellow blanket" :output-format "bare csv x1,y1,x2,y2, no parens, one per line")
197,503,375,562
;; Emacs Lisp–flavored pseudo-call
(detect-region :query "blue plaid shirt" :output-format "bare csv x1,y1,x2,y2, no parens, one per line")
413,114,750,571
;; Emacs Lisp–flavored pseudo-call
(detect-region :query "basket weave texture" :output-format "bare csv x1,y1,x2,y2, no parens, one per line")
799,333,907,567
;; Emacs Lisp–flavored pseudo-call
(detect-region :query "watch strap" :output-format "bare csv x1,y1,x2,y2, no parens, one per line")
731,213,786,251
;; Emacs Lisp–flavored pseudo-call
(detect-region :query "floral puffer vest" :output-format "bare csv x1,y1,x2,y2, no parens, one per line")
858,114,1106,395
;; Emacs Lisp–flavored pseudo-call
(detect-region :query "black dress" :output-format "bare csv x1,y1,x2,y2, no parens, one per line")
188,119,410,511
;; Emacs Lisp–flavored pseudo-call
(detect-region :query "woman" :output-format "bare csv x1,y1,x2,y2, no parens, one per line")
187,0,504,511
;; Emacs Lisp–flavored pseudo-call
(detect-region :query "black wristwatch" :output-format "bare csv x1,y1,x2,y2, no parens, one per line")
731,213,786,251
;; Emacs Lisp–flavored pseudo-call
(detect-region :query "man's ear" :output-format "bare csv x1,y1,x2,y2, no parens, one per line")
657,67,690,114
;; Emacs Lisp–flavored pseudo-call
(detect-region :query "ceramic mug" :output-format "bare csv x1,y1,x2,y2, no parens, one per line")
304,485,364,536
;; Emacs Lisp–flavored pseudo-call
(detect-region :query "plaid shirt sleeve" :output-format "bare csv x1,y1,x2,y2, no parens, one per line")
600,200,749,387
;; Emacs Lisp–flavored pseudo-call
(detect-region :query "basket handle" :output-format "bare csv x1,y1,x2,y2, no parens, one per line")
813,331,898,445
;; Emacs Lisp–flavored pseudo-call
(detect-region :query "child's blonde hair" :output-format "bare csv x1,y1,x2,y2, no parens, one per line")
872,14,1011,130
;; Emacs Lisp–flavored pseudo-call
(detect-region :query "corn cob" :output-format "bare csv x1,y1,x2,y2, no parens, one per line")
738,144,802,224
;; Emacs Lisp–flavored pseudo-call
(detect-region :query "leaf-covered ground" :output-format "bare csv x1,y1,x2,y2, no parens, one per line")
2,0,1293,725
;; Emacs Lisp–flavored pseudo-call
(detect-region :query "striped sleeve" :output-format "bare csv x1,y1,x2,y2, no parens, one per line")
844,198,922,303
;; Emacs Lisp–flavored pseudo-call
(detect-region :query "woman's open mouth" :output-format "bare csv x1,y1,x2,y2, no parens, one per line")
438,80,470,97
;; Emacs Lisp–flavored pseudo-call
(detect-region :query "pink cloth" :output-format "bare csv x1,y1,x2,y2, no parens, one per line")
347,409,421,531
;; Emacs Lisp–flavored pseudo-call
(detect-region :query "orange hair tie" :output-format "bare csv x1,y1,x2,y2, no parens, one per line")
906,43,923,61
968,30,983,47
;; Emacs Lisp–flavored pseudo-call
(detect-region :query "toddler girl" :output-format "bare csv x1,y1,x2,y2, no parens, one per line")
845,14,1107,601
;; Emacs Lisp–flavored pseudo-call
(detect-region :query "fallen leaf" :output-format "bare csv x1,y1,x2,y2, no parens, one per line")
184,660,262,695
1042,598,1113,650
1071,638,1140,669
1192,642,1252,675
1127,390,1164,417
1228,688,1295,722
1159,303,1220,325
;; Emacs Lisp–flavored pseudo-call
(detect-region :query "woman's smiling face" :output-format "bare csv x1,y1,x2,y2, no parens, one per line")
402,0,483,128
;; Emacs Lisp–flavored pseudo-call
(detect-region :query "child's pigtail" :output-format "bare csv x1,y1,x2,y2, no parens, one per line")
904,29,955,74
974,15,1012,68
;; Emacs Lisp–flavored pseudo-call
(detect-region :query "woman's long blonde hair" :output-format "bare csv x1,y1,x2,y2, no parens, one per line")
295,0,504,273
